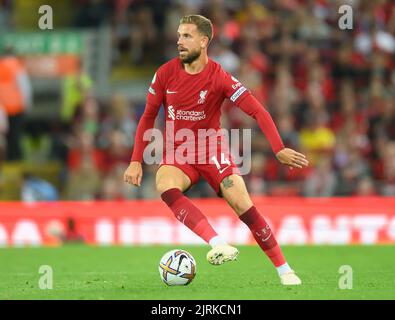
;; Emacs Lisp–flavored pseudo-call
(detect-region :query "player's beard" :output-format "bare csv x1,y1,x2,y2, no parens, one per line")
180,48,201,64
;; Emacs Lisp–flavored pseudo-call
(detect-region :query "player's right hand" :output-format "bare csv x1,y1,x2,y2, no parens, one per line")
124,161,143,186
275,148,309,169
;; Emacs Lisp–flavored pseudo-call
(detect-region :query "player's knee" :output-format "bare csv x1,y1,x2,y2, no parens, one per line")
156,178,181,194
232,198,253,216
156,180,169,194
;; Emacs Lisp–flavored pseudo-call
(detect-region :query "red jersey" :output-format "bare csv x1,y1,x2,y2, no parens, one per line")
131,57,284,162
148,57,248,133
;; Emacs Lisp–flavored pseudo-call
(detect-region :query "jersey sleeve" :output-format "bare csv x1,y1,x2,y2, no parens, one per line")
220,70,251,106
131,68,166,163
219,68,284,154
146,67,166,107
237,95,285,154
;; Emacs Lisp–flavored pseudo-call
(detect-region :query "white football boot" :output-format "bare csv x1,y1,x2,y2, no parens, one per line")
280,270,302,285
206,244,239,265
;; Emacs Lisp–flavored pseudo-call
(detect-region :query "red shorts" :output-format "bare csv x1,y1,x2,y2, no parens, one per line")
159,139,240,196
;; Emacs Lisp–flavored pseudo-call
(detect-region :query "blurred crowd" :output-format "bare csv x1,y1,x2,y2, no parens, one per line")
1,0,395,200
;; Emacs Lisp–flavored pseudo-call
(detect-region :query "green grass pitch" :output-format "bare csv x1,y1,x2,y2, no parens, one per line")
0,245,394,300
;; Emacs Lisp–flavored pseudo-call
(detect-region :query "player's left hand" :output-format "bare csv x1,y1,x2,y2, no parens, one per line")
275,148,309,169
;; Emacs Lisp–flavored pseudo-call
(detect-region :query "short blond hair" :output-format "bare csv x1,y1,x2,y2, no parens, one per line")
179,15,213,43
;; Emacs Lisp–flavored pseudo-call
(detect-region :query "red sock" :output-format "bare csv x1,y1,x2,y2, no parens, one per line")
240,206,286,267
161,188,218,243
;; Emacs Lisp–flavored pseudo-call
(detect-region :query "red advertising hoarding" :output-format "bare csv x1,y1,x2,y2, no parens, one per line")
0,197,394,247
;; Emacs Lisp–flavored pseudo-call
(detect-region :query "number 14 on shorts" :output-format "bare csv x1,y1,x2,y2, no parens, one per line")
211,154,231,173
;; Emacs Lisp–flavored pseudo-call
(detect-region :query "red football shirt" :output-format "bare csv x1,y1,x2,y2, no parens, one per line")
131,57,284,162
148,57,249,132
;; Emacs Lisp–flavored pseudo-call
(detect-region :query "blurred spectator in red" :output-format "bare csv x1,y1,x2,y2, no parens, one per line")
103,130,131,173
67,131,105,172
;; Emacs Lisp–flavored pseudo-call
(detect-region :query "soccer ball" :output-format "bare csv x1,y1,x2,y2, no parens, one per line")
158,249,196,286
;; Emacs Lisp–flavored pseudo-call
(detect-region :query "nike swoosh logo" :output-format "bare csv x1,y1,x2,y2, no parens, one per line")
219,166,231,174
166,89,177,94
261,232,272,242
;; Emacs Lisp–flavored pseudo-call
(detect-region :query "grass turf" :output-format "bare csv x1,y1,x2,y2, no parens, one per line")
0,245,394,300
